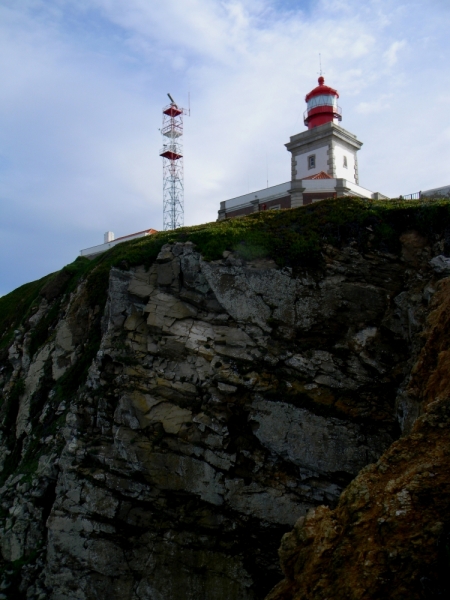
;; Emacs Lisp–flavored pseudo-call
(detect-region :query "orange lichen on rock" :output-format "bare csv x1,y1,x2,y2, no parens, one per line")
409,277,450,407
265,277,450,600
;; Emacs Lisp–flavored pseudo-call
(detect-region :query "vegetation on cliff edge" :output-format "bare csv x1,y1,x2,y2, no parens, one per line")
2,196,450,351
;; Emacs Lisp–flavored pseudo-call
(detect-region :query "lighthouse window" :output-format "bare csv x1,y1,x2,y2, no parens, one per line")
307,94,338,110
343,156,348,168
308,155,316,169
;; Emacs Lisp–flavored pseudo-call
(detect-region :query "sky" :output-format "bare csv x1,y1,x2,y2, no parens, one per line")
1,0,450,296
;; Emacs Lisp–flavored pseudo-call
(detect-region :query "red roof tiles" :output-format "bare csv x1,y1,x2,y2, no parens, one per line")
114,229,158,242
303,171,333,180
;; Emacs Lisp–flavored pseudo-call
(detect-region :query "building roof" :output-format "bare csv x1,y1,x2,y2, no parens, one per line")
114,229,158,242
303,171,333,180
305,77,339,102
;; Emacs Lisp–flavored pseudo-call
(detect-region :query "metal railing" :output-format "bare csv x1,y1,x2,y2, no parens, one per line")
303,105,342,124
399,191,421,200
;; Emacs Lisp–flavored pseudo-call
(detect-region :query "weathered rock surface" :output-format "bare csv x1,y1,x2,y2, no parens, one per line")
0,233,443,599
265,277,450,600
429,253,450,275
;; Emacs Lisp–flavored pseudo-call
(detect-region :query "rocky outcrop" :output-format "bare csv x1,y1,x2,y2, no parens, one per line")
0,227,443,599
265,277,450,600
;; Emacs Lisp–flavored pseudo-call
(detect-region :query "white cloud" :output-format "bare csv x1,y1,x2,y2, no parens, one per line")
356,94,391,114
383,40,407,67
1,0,450,295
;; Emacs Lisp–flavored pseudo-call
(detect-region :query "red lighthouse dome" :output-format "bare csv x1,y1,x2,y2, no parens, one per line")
304,76,342,130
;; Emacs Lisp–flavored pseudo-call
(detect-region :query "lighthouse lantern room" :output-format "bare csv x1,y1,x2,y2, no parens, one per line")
304,76,342,129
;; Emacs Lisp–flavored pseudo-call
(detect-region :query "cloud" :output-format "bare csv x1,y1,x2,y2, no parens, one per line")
356,94,391,114
1,0,450,295
383,40,407,67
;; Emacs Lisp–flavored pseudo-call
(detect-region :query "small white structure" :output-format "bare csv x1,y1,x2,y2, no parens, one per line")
80,228,157,259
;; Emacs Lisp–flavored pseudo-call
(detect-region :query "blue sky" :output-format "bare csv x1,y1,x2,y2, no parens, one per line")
1,0,450,296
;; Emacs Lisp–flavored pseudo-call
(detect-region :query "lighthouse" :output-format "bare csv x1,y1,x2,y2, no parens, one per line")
217,75,387,220
284,75,374,206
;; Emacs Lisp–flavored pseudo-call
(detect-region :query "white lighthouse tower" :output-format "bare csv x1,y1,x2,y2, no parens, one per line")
286,76,367,207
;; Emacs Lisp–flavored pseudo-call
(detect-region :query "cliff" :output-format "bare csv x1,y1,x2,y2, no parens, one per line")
0,198,449,599
265,271,450,600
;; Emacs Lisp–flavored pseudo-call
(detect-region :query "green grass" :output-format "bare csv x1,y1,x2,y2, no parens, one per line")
111,195,450,268
0,257,93,352
0,276,52,350
27,301,60,359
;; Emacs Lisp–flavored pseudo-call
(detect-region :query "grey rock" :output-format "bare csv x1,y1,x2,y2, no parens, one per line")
225,480,312,525
250,398,392,476
128,265,157,299
430,254,450,274
17,344,52,437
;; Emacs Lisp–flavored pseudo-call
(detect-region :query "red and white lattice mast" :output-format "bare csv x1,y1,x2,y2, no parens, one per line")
160,93,189,231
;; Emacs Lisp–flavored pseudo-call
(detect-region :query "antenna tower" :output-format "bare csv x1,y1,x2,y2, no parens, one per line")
160,93,189,230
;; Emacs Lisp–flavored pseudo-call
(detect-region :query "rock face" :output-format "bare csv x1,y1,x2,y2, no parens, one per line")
0,234,442,599
265,277,450,600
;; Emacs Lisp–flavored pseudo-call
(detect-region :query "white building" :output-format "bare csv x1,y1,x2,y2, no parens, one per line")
80,228,158,259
